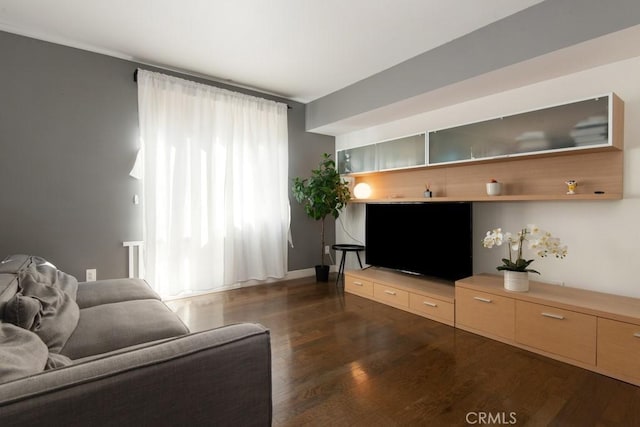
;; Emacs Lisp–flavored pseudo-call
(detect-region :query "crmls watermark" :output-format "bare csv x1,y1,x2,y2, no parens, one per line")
465,411,517,425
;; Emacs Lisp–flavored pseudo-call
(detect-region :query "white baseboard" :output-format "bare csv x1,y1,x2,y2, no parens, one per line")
161,265,338,301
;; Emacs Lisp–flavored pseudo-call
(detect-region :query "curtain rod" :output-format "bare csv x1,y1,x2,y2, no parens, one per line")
133,69,292,109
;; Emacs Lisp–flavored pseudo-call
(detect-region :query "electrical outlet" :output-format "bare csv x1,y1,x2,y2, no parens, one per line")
86,269,97,282
324,245,330,254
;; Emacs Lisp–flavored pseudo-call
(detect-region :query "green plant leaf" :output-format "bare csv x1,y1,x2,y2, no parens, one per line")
291,153,352,265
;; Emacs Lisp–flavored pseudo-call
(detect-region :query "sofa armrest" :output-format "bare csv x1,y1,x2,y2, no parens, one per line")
0,323,272,427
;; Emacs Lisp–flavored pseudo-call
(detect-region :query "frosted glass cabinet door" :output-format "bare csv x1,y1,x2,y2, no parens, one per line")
338,144,377,174
428,96,611,165
338,133,426,174
377,134,426,170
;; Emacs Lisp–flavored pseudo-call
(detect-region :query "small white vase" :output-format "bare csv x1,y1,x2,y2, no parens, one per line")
486,182,502,196
504,271,529,292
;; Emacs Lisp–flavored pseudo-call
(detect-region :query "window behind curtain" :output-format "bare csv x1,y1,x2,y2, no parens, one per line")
137,70,289,298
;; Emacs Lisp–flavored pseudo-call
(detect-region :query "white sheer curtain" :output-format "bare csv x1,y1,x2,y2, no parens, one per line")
136,70,289,298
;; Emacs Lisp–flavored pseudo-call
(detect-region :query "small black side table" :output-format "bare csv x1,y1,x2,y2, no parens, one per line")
332,244,365,286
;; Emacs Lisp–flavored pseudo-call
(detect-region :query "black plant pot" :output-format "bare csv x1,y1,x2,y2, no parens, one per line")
315,265,330,282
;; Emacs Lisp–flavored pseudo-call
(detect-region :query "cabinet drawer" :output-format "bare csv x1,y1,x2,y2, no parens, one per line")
455,287,515,340
515,300,596,365
597,318,640,381
345,276,373,297
409,293,454,323
374,283,409,307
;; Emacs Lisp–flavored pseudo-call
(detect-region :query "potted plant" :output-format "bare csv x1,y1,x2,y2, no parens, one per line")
486,178,502,196
292,153,351,282
483,224,567,292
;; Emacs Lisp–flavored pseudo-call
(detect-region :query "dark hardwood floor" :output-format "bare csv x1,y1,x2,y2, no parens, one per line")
165,276,640,426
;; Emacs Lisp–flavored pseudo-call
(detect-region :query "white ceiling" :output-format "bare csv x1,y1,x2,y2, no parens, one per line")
0,0,545,103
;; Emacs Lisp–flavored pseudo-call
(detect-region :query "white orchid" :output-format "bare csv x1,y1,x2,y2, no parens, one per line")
483,224,567,273
482,228,503,248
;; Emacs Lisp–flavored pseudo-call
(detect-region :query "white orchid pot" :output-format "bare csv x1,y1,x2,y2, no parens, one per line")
504,271,529,292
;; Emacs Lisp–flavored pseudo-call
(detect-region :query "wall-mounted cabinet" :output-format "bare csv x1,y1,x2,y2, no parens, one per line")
428,94,622,165
342,93,624,203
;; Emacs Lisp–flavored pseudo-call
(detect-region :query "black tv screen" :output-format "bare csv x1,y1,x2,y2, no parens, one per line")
365,202,472,282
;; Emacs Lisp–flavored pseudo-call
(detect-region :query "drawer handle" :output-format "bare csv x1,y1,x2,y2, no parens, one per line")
541,312,565,320
473,296,492,303
353,281,363,287
634,333,640,338
423,301,438,307
384,290,397,296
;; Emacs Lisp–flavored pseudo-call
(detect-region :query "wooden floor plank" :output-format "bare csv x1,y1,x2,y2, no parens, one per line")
166,276,640,426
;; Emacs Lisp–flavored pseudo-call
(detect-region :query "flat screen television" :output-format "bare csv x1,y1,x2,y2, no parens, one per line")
365,202,472,282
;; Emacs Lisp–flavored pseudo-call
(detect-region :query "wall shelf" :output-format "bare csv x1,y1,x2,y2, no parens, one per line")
350,193,622,203
350,135,623,203
343,93,624,203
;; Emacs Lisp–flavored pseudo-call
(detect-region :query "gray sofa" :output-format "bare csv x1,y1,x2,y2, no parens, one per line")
0,254,272,426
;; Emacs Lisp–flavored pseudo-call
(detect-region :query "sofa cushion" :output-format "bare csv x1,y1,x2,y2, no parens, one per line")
28,256,79,301
15,273,80,353
3,294,42,330
0,254,31,274
76,278,160,309
0,323,48,384
61,299,189,359
0,255,29,317
1,254,79,324
1,255,78,301
45,352,73,370
0,274,19,320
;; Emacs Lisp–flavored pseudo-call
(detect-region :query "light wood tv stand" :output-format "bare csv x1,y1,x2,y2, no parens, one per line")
344,269,640,387
344,267,456,326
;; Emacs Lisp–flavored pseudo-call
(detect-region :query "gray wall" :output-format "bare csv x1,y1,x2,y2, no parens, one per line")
287,102,337,269
0,30,333,280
